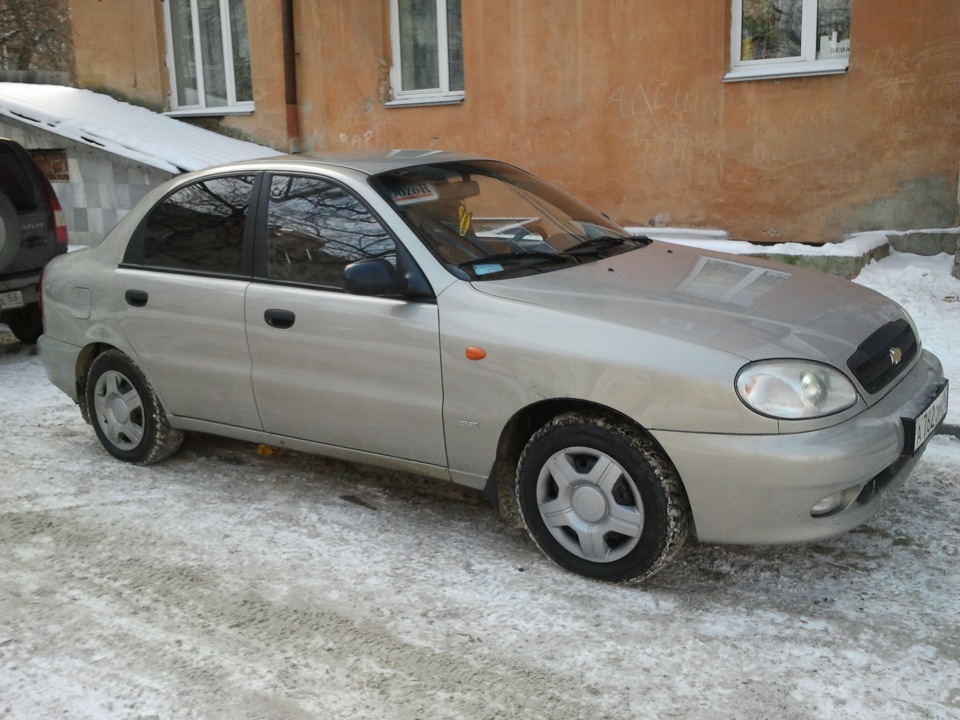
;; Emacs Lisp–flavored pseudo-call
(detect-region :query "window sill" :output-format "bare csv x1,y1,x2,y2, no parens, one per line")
165,104,255,118
385,92,465,108
723,59,849,83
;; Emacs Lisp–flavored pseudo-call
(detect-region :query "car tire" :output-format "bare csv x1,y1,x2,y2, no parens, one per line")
0,192,21,274
86,350,184,464
4,302,43,343
516,412,691,583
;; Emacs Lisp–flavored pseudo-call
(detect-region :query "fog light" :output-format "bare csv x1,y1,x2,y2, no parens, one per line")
811,485,860,517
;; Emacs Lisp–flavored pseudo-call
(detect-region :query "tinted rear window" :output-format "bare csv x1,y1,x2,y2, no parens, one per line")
0,143,38,211
141,175,255,275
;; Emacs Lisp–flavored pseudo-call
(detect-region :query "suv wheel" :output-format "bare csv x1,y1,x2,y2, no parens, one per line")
4,303,43,343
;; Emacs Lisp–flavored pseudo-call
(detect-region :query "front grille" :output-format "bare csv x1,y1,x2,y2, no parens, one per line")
846,319,917,394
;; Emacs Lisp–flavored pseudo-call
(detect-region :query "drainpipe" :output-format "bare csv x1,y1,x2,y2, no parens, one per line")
281,0,301,153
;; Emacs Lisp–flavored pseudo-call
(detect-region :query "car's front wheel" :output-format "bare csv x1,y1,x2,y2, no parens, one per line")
86,350,184,464
516,413,691,583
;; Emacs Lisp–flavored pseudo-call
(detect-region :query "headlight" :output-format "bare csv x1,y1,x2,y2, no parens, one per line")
736,360,859,420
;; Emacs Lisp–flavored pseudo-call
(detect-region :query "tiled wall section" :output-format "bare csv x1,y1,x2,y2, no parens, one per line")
1,118,172,246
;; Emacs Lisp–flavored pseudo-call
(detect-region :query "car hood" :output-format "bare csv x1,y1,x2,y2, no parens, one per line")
470,242,910,367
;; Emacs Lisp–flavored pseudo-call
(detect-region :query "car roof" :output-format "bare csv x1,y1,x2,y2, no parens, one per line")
213,149,487,176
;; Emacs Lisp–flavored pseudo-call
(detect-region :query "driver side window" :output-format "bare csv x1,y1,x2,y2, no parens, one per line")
264,175,396,289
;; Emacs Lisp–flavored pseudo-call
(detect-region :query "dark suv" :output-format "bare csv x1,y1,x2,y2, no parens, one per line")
0,138,69,342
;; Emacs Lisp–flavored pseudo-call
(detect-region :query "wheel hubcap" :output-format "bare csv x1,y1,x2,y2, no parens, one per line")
571,485,607,523
93,370,145,451
535,446,645,563
110,396,131,424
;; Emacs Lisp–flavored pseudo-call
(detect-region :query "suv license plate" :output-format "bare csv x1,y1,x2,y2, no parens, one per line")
0,290,25,310
902,381,949,455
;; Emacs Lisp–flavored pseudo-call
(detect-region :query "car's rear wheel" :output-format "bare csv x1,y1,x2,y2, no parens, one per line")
516,413,691,583
4,302,43,343
86,350,184,464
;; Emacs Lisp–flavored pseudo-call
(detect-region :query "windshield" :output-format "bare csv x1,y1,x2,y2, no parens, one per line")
370,161,646,280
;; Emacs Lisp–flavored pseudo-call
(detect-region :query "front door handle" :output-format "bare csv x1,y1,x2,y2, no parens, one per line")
264,308,296,329
125,289,148,307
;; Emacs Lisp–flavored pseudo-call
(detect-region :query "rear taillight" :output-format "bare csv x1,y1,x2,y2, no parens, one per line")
35,167,69,253
49,195,68,253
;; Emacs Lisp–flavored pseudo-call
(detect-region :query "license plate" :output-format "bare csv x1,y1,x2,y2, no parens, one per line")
0,290,25,310
902,381,949,455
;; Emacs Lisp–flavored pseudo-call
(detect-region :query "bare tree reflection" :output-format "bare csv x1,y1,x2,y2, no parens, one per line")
266,176,394,287
144,175,254,274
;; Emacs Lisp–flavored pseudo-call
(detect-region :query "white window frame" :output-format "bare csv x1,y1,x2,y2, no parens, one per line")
163,0,254,116
725,0,850,83
387,0,464,107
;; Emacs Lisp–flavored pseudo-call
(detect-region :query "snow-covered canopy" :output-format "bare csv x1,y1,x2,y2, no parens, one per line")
0,82,282,173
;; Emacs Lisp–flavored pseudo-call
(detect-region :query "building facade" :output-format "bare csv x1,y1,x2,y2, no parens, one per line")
68,0,960,244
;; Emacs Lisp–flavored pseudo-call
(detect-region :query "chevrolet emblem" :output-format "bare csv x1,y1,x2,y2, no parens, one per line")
889,347,902,365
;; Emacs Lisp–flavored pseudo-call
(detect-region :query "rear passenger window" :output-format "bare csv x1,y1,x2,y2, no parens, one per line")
0,143,38,211
265,174,395,288
142,175,255,274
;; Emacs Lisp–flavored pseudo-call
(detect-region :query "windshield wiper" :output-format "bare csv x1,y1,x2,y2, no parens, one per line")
562,234,651,257
459,251,578,270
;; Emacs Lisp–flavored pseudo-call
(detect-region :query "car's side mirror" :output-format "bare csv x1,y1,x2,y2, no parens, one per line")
343,258,407,296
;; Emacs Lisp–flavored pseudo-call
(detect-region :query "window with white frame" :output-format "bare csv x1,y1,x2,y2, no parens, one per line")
726,0,850,82
164,0,253,114
388,0,464,106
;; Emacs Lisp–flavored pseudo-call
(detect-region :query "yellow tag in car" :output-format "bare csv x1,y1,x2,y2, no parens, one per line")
458,206,473,237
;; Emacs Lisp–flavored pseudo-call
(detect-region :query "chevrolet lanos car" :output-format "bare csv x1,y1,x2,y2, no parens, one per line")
39,151,948,582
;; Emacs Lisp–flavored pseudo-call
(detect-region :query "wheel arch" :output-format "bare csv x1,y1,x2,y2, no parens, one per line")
486,398,685,529
83,346,185,464
75,342,116,423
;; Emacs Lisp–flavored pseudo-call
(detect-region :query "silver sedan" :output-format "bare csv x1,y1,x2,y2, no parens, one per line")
39,151,948,582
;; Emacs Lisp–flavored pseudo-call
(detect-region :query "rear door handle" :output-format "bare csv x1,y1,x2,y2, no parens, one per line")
264,308,296,329
125,289,148,307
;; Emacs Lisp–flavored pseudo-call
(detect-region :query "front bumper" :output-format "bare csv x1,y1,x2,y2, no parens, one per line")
654,349,946,544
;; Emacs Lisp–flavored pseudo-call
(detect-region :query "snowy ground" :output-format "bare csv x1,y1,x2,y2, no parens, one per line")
852,251,958,426
1,251,958,719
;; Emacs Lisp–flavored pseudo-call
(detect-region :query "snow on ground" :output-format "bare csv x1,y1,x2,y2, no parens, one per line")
631,227,893,258
853,251,959,425
0,251,958,719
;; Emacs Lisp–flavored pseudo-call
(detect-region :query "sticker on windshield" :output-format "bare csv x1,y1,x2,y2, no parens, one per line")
472,264,503,276
386,182,439,206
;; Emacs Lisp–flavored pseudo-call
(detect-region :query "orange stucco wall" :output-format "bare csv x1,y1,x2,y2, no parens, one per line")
69,0,167,108
70,0,960,243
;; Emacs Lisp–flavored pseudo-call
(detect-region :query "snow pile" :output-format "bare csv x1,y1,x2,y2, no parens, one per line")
853,251,959,425
0,82,282,173
630,226,891,258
